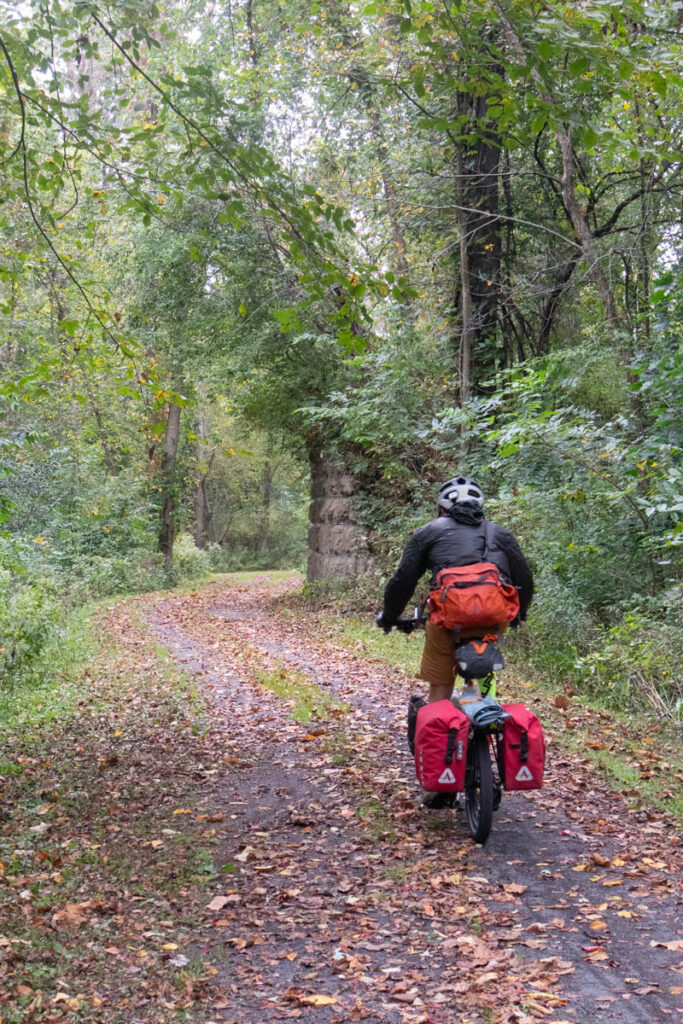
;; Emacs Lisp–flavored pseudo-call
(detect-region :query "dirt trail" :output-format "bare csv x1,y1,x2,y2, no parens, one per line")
148,575,682,1024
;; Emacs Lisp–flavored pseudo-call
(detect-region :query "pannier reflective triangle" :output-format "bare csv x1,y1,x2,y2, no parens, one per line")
414,700,469,792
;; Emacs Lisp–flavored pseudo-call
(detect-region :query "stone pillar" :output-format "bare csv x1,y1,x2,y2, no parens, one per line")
307,451,368,582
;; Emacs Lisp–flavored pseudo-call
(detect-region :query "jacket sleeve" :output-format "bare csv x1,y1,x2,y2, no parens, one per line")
382,530,429,624
497,527,534,619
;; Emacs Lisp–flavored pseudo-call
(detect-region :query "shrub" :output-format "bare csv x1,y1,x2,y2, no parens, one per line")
171,534,212,581
577,606,683,718
0,572,60,688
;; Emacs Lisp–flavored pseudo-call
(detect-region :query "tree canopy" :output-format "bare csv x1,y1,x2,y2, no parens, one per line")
1,0,681,711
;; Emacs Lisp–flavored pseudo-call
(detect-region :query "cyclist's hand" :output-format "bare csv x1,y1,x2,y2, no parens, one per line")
375,611,393,634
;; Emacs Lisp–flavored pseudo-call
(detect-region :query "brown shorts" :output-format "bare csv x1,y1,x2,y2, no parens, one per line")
419,620,507,689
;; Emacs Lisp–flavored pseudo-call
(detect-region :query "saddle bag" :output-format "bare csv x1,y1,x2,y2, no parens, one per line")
414,700,469,792
455,636,505,679
427,523,520,631
500,703,545,790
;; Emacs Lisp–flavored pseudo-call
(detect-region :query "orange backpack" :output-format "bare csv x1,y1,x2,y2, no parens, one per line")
427,523,520,631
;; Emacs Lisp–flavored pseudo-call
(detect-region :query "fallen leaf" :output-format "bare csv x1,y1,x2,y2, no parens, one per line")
207,895,230,912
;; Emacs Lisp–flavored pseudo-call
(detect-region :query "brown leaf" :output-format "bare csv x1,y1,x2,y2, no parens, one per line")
51,902,89,932
207,895,230,912
300,995,337,1007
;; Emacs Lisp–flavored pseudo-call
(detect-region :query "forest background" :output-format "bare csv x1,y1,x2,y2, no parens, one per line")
1,0,681,719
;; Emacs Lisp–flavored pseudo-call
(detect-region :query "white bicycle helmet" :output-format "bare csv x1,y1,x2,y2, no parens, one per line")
438,475,484,510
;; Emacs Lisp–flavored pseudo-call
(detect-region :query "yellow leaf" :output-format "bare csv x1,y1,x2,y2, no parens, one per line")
162,943,178,950
589,920,608,931
300,995,337,1007
173,808,193,815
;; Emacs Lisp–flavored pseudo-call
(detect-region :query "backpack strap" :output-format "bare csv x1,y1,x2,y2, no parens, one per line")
483,520,493,561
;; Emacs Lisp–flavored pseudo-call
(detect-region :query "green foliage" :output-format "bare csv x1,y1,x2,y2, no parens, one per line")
0,570,60,688
170,534,212,582
1,0,682,721
577,608,683,717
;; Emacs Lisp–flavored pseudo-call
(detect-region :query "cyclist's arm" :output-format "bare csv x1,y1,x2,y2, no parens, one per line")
382,531,428,625
498,529,534,620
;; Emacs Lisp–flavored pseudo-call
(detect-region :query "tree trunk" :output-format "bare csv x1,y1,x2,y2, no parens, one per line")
158,402,181,569
456,142,474,407
193,414,212,549
257,460,274,555
493,3,622,330
536,254,579,354
367,102,410,282
466,96,501,355
557,130,622,327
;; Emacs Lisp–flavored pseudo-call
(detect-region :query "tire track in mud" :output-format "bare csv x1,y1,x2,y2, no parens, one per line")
147,576,682,1024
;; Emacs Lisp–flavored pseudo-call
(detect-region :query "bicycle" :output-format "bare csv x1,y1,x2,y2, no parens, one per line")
392,611,506,845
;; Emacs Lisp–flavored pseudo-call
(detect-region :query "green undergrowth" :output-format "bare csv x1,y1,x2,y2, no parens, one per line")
319,611,683,823
256,660,350,724
0,601,97,735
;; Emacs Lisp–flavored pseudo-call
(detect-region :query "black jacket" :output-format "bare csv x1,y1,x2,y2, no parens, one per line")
383,509,534,625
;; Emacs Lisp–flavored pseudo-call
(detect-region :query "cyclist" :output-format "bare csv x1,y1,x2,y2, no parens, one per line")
376,475,534,706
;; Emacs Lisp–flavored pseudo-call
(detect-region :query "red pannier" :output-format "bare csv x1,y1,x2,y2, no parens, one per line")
414,700,469,792
500,703,545,790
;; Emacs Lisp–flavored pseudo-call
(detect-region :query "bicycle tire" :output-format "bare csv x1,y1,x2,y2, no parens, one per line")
465,732,494,844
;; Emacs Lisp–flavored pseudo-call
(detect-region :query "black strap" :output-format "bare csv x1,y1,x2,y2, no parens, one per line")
519,731,529,763
483,519,493,561
445,727,458,765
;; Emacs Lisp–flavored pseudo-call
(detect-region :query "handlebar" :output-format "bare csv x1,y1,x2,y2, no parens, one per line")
394,613,427,634
374,608,427,634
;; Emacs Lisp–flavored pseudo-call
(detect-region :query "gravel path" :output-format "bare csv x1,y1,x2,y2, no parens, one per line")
146,575,683,1024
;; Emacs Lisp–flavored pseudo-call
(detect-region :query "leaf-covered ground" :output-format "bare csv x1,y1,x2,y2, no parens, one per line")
1,574,681,1024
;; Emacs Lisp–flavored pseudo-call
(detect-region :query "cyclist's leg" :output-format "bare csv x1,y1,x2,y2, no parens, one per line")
418,623,459,808
419,621,456,703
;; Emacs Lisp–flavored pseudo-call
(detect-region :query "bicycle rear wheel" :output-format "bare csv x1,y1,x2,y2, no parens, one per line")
465,732,493,844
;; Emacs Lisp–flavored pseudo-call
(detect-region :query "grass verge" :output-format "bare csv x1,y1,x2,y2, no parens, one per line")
256,661,350,724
